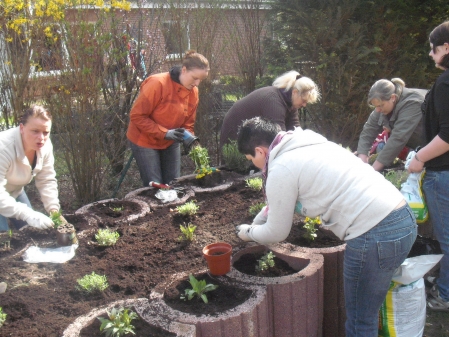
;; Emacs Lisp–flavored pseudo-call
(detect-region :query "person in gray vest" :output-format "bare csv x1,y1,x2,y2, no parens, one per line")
220,70,320,149
356,78,427,171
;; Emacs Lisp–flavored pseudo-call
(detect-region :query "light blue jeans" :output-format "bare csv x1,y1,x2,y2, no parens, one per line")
422,170,449,301
129,141,181,186
0,191,32,231
344,204,417,337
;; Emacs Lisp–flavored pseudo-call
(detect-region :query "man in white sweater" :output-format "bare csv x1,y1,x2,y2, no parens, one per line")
235,117,417,337
0,105,61,231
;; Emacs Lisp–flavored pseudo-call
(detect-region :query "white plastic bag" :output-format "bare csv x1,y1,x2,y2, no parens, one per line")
392,254,443,285
22,244,78,263
154,189,178,203
378,278,426,337
378,254,443,337
401,151,428,223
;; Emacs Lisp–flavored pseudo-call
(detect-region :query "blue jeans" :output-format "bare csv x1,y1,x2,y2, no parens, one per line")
344,204,417,337
0,191,32,231
129,141,181,186
422,170,449,301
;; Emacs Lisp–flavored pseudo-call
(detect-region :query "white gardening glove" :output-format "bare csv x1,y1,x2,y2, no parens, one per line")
23,210,54,229
235,224,255,242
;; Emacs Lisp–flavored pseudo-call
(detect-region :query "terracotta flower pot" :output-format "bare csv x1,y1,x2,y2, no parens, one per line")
203,242,232,276
56,223,78,246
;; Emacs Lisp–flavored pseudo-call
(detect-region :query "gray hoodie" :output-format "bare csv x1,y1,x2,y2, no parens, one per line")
249,127,404,243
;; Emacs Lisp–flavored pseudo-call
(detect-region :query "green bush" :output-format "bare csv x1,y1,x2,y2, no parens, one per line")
95,229,120,246
76,272,108,293
249,202,266,216
245,177,263,191
222,141,249,173
176,201,199,216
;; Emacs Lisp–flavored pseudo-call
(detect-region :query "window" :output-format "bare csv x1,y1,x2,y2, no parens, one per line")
162,21,190,60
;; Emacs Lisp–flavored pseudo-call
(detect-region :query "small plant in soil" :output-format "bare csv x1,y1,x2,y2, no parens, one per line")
1,229,12,249
50,210,64,228
95,229,120,246
384,169,408,190
178,223,196,241
180,274,218,304
176,201,199,216
255,251,275,274
76,272,109,293
110,206,124,213
0,307,6,328
245,177,263,191
97,307,138,337
303,216,321,241
189,145,216,178
222,140,249,173
249,202,266,216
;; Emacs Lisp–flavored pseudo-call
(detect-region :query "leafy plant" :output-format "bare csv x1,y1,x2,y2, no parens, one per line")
2,229,12,249
255,251,275,273
249,202,266,216
76,272,109,293
222,140,249,173
50,210,64,228
95,229,120,246
97,307,138,337
178,223,197,241
303,217,321,241
110,206,124,212
245,177,263,191
384,170,408,190
0,307,6,328
188,146,214,178
180,274,218,304
176,201,199,216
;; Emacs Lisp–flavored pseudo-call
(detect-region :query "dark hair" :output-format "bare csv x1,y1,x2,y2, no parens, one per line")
182,50,209,71
430,21,449,69
19,105,52,125
237,117,281,156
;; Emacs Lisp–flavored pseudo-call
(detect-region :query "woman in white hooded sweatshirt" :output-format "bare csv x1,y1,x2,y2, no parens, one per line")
236,117,417,337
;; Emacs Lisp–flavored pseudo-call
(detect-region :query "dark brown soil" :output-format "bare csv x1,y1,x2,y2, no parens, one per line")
163,272,252,316
233,252,298,277
285,221,345,248
87,200,142,219
0,179,263,336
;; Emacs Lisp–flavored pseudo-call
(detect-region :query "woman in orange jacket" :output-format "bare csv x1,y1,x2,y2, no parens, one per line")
127,50,209,185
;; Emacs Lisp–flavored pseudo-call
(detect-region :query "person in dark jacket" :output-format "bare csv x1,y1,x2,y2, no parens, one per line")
356,78,427,171
219,70,320,149
408,21,449,312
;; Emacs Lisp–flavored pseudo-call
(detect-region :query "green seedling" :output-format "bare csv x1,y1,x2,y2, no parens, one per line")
180,274,218,304
255,251,275,273
0,307,6,328
179,223,197,241
303,216,321,241
98,307,138,337
176,201,199,216
50,210,64,228
76,272,108,293
222,140,249,173
189,145,214,178
95,229,120,246
110,206,124,212
249,202,265,216
2,230,12,249
384,170,408,190
245,177,263,191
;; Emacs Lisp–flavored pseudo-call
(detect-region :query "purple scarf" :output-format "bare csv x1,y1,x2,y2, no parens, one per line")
262,131,293,216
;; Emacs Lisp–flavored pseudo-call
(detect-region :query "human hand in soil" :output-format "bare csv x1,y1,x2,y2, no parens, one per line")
165,128,185,142
23,210,54,229
236,224,255,241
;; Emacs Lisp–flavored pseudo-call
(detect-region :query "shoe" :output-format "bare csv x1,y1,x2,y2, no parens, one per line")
427,285,449,312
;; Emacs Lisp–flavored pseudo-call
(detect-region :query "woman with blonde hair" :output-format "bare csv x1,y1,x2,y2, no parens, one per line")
0,105,62,231
220,70,320,149
356,78,427,171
